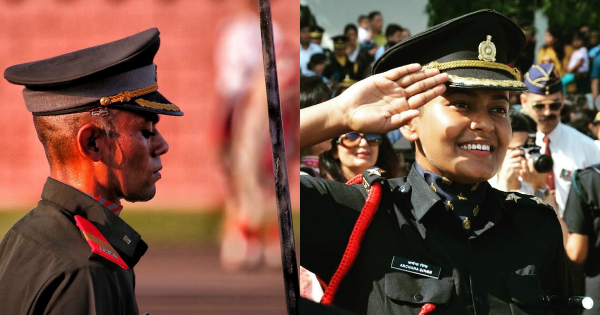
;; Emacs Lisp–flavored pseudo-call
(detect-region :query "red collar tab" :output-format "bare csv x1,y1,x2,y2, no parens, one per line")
93,196,123,216
74,215,129,269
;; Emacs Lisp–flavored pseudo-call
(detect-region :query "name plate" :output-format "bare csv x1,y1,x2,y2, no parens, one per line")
391,256,441,279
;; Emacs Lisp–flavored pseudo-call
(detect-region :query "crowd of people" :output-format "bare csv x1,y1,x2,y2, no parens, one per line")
300,5,600,315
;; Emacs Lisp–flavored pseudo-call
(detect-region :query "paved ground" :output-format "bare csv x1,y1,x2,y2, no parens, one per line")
135,246,289,315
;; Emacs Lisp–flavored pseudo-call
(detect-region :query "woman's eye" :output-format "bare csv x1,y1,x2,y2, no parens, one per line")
451,101,469,109
142,130,155,138
492,107,508,115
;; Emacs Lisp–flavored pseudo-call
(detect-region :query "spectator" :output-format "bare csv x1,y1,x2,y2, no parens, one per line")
344,23,371,79
368,11,386,47
319,132,399,182
564,30,590,94
588,112,600,150
589,30,600,60
563,163,600,315
591,48,600,104
300,76,332,177
301,19,324,76
305,53,329,83
357,14,371,46
323,35,358,83
521,64,600,216
491,112,557,208
374,23,403,61
310,24,325,46
537,27,568,76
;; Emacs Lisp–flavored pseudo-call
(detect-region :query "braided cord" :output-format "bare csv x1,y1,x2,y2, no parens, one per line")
100,84,158,106
422,60,521,80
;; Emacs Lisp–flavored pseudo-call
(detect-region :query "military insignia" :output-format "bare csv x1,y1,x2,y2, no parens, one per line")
471,183,479,191
445,200,454,211
442,177,452,185
74,215,129,269
473,205,480,217
430,183,437,192
478,35,496,62
368,168,384,177
123,235,132,245
505,193,521,203
457,193,467,200
531,196,545,205
462,217,471,230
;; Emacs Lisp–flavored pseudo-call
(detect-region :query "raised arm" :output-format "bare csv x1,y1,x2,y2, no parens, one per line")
300,64,448,149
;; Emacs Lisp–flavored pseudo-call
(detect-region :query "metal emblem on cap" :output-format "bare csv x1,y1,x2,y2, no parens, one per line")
478,35,496,62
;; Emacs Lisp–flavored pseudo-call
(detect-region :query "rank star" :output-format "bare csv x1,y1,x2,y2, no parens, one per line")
505,193,521,203
368,169,382,177
531,196,545,205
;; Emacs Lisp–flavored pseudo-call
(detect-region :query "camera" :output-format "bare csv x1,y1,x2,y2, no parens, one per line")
518,134,553,173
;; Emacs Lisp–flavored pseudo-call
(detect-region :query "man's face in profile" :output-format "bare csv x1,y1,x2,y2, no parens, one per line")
105,110,169,202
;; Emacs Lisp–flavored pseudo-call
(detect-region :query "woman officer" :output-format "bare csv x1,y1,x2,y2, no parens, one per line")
300,10,574,315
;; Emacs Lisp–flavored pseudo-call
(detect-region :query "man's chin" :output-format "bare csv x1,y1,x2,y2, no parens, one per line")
123,188,156,203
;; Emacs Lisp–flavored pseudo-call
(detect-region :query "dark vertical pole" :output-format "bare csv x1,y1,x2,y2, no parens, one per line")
257,0,299,314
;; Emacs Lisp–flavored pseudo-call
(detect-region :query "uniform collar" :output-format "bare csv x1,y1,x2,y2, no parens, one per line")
407,165,509,235
407,165,442,222
41,177,147,268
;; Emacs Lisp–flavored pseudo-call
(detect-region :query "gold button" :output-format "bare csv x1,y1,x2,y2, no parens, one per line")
100,97,111,106
462,217,471,230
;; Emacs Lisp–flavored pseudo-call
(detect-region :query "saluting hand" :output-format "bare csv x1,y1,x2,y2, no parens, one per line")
300,64,448,149
337,64,448,134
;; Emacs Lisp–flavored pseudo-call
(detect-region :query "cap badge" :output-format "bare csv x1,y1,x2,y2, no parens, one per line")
478,35,496,62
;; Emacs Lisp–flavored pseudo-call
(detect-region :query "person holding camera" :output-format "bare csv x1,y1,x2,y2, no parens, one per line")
491,111,557,207
520,64,600,217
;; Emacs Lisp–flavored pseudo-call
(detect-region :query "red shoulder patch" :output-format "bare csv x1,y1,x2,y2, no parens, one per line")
74,215,129,269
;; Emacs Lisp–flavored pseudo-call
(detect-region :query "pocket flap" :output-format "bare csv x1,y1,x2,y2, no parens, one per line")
385,271,454,304
505,274,545,307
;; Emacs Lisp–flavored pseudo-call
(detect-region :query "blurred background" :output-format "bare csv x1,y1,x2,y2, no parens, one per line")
0,0,298,314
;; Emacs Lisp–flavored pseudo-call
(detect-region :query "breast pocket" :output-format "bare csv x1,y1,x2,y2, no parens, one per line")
384,272,454,306
505,274,549,315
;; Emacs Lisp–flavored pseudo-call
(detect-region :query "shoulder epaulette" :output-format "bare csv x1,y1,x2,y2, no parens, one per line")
74,215,129,269
503,191,556,214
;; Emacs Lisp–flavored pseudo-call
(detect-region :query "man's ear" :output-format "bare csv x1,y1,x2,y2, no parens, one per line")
399,118,419,142
519,92,528,107
77,124,106,162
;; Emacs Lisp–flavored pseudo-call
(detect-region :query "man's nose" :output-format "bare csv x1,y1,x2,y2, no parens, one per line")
152,129,169,157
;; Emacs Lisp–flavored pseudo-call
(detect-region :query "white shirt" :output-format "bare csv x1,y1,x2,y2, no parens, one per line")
537,122,600,215
568,47,590,73
300,43,323,76
358,26,370,44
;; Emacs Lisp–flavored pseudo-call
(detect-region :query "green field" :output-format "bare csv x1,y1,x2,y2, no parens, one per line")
0,209,300,247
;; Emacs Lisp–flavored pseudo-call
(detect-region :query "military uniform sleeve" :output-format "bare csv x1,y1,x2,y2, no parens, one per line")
300,176,368,283
564,170,594,235
34,264,131,315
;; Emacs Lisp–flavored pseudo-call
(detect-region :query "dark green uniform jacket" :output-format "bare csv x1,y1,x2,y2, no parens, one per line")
0,178,147,314
301,167,573,315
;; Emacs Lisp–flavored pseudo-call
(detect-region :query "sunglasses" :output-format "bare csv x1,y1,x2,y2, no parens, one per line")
337,133,382,147
531,102,561,111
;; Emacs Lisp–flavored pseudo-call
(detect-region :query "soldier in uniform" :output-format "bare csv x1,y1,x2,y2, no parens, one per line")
300,10,574,314
324,35,360,84
0,28,182,314
563,165,600,315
